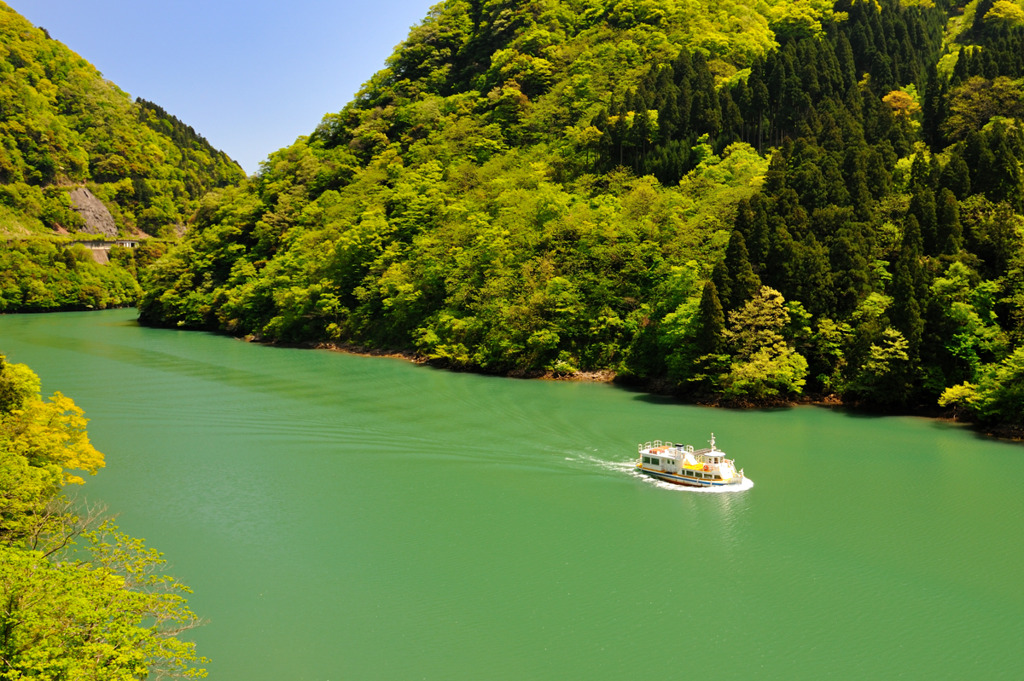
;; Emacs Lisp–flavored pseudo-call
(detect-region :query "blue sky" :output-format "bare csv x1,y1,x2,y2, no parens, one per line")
10,0,434,174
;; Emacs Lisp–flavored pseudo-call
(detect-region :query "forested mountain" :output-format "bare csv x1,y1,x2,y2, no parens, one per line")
0,1,244,237
0,1,245,312
140,0,1024,431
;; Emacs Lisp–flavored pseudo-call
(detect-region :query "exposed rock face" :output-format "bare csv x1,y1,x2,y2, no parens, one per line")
68,187,117,237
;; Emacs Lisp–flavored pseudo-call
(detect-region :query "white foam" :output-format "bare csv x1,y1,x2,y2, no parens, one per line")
565,453,636,475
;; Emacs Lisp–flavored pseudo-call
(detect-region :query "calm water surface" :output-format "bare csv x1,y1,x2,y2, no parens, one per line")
1,309,1021,680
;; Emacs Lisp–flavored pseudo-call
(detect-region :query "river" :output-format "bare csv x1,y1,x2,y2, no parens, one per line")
1,309,1021,680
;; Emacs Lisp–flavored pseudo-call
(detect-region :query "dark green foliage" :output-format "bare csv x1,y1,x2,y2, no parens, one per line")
936,187,963,254
713,231,761,312
889,214,926,360
939,148,971,198
694,281,725,357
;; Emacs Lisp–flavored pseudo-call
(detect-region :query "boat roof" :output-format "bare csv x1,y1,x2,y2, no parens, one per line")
643,446,725,457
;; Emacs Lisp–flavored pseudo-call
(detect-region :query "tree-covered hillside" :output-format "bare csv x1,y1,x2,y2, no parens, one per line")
0,1,245,238
139,0,1024,431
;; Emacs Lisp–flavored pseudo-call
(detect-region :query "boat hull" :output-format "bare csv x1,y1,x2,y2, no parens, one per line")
637,465,742,488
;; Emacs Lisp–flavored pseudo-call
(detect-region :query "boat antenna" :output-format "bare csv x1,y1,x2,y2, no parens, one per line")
710,433,715,450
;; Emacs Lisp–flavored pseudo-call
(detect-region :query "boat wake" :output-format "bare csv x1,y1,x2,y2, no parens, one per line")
563,452,633,474
564,452,754,492
636,472,755,493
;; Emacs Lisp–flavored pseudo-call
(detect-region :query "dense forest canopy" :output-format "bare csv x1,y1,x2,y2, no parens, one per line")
111,0,1023,431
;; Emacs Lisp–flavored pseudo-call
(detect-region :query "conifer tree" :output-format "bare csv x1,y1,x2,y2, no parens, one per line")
909,188,939,255
890,214,927,362
936,188,963,255
715,231,762,311
694,281,725,356
988,129,1024,210
939,150,971,199
962,131,996,193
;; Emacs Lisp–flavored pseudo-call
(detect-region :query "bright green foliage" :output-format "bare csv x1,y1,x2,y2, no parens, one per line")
974,346,1024,426
720,286,808,399
0,526,207,680
809,317,853,393
0,354,104,547
0,240,140,311
938,380,980,416
943,76,1024,141
983,0,1024,27
944,346,1024,427
0,355,207,678
847,327,913,406
722,344,809,399
0,2,243,239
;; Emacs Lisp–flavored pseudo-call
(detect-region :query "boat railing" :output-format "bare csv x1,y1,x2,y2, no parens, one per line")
639,440,675,451
637,440,693,453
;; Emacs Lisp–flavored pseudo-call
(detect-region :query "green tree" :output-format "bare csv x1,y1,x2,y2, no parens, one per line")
847,328,913,407
0,522,207,679
683,280,730,391
712,230,761,311
935,188,963,254
694,281,725,356
943,76,1024,141
889,214,926,361
939,150,971,199
0,355,207,678
975,347,1024,426
721,286,808,400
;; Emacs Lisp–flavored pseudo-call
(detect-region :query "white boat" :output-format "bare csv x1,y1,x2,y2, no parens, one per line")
636,433,744,488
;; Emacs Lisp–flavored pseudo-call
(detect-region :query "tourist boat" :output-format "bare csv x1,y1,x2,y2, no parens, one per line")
636,433,744,487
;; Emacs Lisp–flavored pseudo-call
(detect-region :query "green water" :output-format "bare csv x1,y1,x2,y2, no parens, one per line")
1,309,1021,680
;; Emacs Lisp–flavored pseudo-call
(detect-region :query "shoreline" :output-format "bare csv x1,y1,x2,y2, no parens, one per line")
305,338,1023,443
